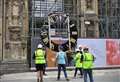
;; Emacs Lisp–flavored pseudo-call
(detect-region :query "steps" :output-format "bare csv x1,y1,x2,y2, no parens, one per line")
0,61,29,74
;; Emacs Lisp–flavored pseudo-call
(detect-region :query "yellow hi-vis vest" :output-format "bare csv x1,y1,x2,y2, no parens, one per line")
35,49,46,64
83,53,94,69
74,53,82,68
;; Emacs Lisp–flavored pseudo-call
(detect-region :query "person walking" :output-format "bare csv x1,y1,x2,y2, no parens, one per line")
43,62,47,76
79,45,83,54
56,47,69,81
33,44,46,82
43,49,47,76
73,49,83,78
81,47,95,82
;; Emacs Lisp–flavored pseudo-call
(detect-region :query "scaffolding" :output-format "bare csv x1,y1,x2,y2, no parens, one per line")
98,0,120,38
29,0,75,67
29,0,76,50
29,0,120,48
29,0,120,67
29,0,74,37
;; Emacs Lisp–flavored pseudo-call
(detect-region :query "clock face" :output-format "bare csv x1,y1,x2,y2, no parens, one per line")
41,12,78,51
40,24,78,52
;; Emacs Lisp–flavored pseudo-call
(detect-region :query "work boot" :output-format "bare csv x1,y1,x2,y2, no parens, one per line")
57,77,60,81
37,78,39,82
66,78,70,81
40,79,43,82
79,75,83,78
43,73,47,76
73,76,76,79
57,78,60,81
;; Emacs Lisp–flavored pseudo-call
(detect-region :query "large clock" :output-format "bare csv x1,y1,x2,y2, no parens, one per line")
41,12,77,51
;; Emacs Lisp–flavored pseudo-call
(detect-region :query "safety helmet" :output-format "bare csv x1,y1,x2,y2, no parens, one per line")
83,47,89,51
78,45,82,48
75,49,80,52
37,44,43,48
78,45,83,50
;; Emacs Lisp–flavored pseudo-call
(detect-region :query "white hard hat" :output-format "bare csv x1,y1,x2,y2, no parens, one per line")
75,49,80,52
37,44,43,48
78,45,82,48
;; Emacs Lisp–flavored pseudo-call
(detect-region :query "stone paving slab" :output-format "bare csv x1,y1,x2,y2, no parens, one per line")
0,69,120,82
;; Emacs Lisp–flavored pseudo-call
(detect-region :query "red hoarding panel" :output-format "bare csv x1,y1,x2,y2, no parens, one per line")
106,39,120,65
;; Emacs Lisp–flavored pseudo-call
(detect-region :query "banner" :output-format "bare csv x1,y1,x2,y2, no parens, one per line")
77,39,120,67
106,39,120,65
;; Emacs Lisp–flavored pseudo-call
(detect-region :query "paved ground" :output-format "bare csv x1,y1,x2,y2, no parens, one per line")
0,69,120,82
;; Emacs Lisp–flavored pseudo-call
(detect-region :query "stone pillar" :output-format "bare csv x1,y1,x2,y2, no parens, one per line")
94,0,99,37
1,0,29,74
0,0,3,60
76,0,81,37
81,0,99,38
80,0,86,37
20,0,29,61
73,0,77,15
3,0,29,61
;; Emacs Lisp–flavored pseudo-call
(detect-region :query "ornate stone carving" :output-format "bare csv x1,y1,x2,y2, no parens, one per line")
7,0,24,26
7,1,12,26
2,0,28,61
9,32,21,41
86,0,93,10
9,26,21,41
5,42,10,49
12,0,19,16
6,0,25,42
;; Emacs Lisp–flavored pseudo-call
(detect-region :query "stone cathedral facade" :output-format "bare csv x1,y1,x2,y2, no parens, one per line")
0,0,29,73
0,0,99,73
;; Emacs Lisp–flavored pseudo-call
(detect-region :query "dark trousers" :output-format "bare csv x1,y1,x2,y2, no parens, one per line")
74,68,83,77
57,64,68,79
83,69,94,82
43,64,46,74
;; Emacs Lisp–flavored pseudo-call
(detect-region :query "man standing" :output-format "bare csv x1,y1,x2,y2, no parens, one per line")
56,47,69,81
73,49,83,78
81,47,95,82
33,44,46,82
79,45,83,54
43,48,47,76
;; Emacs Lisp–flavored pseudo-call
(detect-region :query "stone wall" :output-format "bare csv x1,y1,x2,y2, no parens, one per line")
0,0,29,74
0,61,29,74
2,0,29,61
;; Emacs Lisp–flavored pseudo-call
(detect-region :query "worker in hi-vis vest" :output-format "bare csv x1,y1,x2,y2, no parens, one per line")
81,47,95,82
33,44,46,82
73,48,83,78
